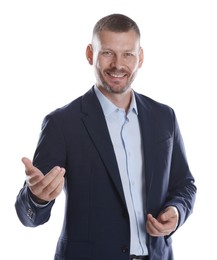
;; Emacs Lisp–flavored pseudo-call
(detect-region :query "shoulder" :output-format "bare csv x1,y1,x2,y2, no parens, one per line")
134,92,180,141
46,87,95,120
134,91,174,116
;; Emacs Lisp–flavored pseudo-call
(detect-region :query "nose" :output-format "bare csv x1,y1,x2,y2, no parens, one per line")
111,54,125,70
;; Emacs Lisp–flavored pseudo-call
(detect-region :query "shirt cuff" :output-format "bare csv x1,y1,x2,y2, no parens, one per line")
29,194,50,208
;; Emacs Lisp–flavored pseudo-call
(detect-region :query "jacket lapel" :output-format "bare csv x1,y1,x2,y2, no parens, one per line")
135,93,156,200
80,87,127,207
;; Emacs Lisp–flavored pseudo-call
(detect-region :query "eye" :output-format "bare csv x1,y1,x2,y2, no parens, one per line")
124,52,134,57
101,51,113,57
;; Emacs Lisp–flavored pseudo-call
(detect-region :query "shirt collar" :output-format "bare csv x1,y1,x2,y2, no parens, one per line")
94,85,138,117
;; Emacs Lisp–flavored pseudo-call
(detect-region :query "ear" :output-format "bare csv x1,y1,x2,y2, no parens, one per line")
86,44,93,65
138,47,144,68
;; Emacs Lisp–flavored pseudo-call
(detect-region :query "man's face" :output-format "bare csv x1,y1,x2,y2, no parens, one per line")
88,30,143,94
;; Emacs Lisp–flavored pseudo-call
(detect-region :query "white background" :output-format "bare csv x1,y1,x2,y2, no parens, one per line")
1,1,216,259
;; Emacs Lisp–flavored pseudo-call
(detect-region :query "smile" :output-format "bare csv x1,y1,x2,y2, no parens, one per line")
107,72,127,78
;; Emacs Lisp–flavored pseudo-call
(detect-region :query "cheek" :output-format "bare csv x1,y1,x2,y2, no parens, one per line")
95,61,103,74
134,57,143,70
129,62,139,74
95,58,111,72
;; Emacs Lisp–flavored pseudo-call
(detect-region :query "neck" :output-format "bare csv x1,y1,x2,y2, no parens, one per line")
97,86,132,111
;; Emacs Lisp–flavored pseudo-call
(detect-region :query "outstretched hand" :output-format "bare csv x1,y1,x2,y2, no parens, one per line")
22,157,65,203
146,206,179,237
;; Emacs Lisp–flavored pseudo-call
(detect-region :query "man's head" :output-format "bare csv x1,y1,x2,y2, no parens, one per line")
86,14,143,95
92,13,141,40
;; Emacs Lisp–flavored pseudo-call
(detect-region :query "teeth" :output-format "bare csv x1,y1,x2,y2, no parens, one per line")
110,73,125,78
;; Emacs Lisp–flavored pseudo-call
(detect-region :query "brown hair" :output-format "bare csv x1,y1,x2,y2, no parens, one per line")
93,13,140,38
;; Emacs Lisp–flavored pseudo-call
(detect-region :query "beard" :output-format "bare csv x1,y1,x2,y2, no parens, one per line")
102,81,130,94
97,69,138,94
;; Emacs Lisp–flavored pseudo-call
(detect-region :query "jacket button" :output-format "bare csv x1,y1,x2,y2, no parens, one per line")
122,211,128,218
121,246,129,253
27,208,33,219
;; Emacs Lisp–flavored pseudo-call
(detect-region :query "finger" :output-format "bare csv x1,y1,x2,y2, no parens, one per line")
160,206,179,222
31,167,65,196
147,217,164,236
22,157,41,177
22,157,33,171
43,166,65,185
147,221,171,236
146,214,162,236
48,177,65,201
33,169,65,201
42,167,65,193
22,157,45,189
146,214,173,236
152,218,172,234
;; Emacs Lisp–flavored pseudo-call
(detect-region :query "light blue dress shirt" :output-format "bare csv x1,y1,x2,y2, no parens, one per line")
94,86,148,256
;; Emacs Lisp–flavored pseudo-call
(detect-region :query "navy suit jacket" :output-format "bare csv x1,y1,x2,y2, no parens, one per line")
15,87,196,260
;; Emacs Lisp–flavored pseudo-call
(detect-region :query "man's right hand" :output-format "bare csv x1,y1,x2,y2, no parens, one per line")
22,157,65,204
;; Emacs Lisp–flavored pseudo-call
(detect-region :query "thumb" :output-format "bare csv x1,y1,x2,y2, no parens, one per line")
22,156,32,165
160,206,178,222
21,157,36,176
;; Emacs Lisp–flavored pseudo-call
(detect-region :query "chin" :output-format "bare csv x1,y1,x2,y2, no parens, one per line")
102,82,130,94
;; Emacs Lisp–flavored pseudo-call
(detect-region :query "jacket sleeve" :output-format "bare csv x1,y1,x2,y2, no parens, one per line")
164,110,197,229
15,184,55,227
15,113,65,227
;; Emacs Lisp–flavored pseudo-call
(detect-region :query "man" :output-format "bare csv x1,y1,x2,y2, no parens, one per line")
15,13,196,260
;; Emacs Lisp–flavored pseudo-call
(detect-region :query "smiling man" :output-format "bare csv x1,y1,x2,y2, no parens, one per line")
15,13,196,260
86,17,143,111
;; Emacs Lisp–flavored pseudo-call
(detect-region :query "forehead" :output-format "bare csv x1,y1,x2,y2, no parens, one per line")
93,30,140,50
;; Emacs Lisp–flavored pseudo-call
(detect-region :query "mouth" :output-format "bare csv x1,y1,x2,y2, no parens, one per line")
106,71,128,79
